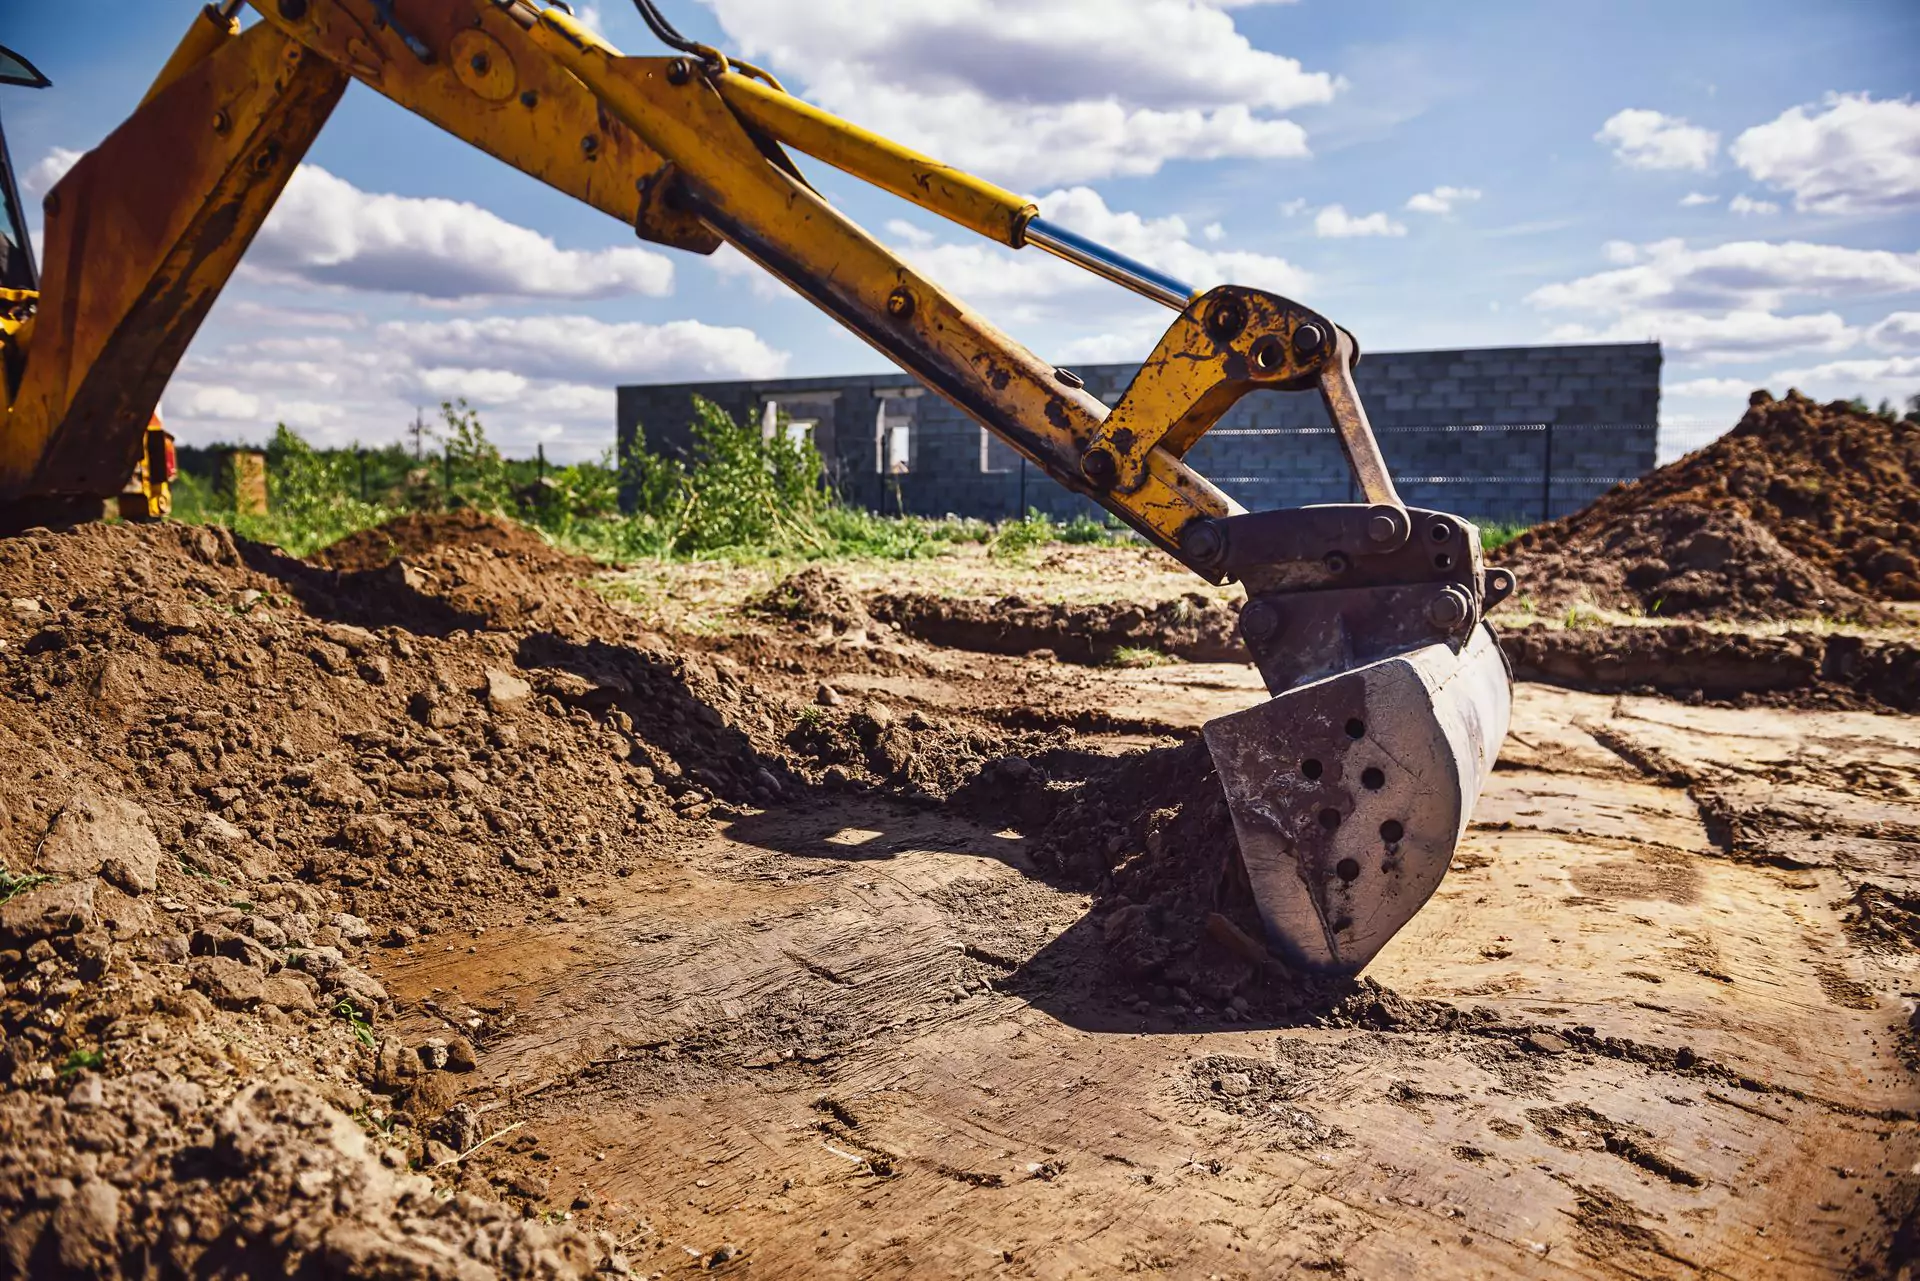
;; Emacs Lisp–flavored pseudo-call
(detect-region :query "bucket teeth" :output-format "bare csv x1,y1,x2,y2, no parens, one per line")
1203,624,1511,978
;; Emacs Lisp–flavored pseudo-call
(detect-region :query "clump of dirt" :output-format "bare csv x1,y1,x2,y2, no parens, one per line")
1502,621,1920,711
313,509,585,573
1844,884,1920,953
868,590,1243,664
785,700,1057,801
0,517,815,1274
1013,739,1287,1010
1503,391,1920,618
747,567,872,636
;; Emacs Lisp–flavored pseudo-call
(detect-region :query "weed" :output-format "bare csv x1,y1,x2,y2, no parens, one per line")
333,998,377,1048
1107,646,1177,669
0,868,55,904
172,402,1128,567
988,509,1059,562
1479,521,1531,554
59,1048,104,1080
352,1105,399,1137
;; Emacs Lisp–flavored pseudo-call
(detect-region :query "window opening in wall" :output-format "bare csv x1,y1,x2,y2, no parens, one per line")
874,394,914,474
759,400,818,448
978,426,1014,474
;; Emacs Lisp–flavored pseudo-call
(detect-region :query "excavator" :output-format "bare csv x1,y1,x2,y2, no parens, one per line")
0,0,1513,979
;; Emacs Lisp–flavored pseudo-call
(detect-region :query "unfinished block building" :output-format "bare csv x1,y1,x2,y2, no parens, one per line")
618,340,1660,525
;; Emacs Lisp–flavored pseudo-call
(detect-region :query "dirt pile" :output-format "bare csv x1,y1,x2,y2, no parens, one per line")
746,566,873,636
869,590,1243,664
312,509,583,573
308,511,612,636
1502,392,1919,619
0,517,818,1275
1507,502,1886,623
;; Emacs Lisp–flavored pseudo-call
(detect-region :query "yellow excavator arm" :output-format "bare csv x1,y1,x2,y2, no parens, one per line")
0,0,1515,977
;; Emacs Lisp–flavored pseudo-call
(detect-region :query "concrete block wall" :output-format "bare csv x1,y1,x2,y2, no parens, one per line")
617,341,1660,526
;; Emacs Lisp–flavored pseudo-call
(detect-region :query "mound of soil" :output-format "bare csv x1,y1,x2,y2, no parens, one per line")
1502,621,1920,711
869,590,1243,664
1504,502,1886,623
0,518,822,1276
1503,391,1920,619
313,509,585,574
310,512,614,636
746,567,872,636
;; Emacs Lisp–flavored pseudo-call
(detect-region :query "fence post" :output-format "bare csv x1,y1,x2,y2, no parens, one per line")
357,448,367,502
1540,422,1555,523
444,447,452,499
537,443,546,485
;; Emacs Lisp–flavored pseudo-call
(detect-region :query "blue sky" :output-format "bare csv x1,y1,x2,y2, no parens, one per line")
6,0,1918,461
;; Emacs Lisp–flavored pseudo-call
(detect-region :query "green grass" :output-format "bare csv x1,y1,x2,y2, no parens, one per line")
1479,520,1531,554
169,401,1123,567
0,868,55,904
58,1048,104,1080
1106,646,1178,669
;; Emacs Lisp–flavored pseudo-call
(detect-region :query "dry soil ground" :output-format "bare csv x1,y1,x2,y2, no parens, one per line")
2,519,1918,1279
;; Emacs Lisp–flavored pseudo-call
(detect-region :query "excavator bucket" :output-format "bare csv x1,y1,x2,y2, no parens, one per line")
1203,622,1511,978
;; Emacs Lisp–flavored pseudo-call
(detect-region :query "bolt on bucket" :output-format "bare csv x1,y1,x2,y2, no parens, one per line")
1202,622,1511,978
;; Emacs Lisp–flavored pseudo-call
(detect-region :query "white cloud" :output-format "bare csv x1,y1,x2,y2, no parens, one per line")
181,385,263,421
1766,354,1920,403
1664,376,1755,399
223,300,367,331
1528,238,1920,314
1731,93,1920,215
1544,308,1856,361
22,146,82,196
1404,185,1481,215
1202,221,1226,242
1313,204,1407,238
1595,108,1719,171
883,218,936,249
700,0,1334,184
167,311,787,458
1728,193,1779,216
1534,238,1904,360
1679,191,1719,207
379,314,790,384
245,165,676,302
1279,198,1308,217
1868,311,1920,352
413,367,531,401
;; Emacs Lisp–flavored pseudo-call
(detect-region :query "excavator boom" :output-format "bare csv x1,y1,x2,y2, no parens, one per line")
0,0,1514,977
